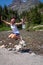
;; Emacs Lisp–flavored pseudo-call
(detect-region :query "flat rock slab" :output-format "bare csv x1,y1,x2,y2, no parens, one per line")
0,48,43,65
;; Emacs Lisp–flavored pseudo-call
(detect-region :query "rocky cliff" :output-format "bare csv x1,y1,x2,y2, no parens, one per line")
9,0,39,13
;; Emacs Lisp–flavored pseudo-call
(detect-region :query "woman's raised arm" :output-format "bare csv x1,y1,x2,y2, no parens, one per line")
2,20,10,25
15,22,22,26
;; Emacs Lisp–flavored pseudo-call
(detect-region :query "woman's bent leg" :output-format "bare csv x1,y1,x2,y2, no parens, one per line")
8,34,13,38
8,34,20,39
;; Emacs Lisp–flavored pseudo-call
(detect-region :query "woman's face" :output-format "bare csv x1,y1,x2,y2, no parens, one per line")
11,18,16,25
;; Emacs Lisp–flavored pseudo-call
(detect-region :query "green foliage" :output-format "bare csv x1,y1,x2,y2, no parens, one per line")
41,14,43,24
30,6,41,25
2,5,8,20
0,23,11,31
33,26,43,31
38,2,43,9
0,5,3,15
20,5,43,30
0,5,19,21
0,26,11,31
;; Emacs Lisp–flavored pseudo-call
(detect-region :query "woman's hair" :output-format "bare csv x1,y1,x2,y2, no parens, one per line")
10,16,17,25
11,16,17,20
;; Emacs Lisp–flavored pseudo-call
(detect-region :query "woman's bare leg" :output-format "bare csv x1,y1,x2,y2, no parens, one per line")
11,34,16,39
8,34,20,39
8,34,13,38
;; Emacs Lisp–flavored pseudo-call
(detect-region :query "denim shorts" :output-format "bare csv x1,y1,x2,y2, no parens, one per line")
16,33,20,36
12,32,20,36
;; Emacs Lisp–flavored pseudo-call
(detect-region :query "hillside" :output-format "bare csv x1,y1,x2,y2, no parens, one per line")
9,0,39,13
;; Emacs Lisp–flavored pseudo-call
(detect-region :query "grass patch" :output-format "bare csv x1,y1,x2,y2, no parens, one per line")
0,23,11,31
33,25,43,30
0,27,11,31
33,27,43,31
29,25,43,31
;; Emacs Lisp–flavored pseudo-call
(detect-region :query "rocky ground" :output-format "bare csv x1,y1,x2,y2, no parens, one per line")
0,47,43,65
0,30,43,55
0,30,43,65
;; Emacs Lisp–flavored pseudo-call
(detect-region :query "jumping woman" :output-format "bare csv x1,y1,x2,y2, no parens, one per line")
2,17,23,40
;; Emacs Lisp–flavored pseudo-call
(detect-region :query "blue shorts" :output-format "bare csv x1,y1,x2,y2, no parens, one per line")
12,32,20,36
16,33,20,36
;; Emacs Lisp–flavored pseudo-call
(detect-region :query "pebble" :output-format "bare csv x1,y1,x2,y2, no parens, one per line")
14,44,22,51
30,52,36,56
0,45,5,48
7,48,12,51
0,41,2,43
9,43,12,45
40,45,43,49
19,40,26,47
2,40,6,42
